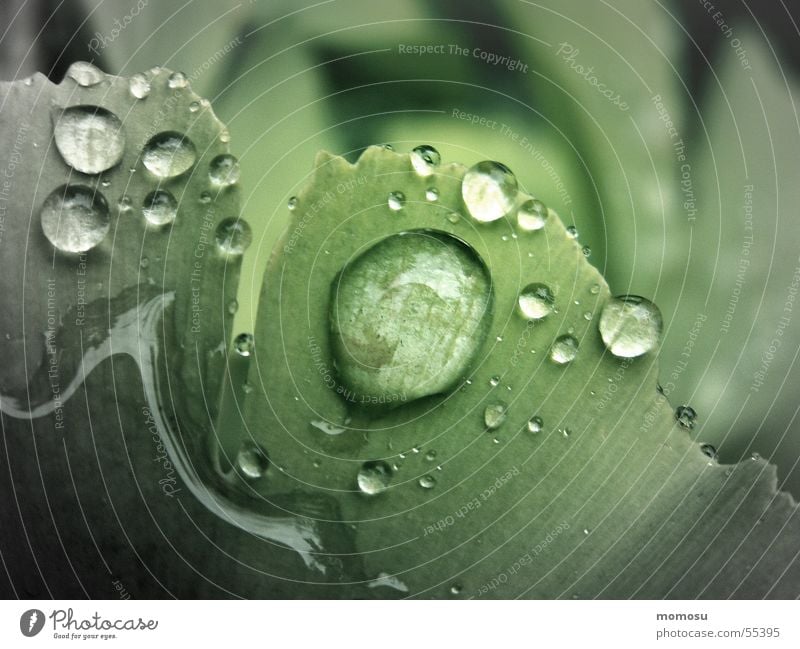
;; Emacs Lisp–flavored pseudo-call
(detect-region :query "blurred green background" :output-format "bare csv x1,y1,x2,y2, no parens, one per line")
3,0,800,497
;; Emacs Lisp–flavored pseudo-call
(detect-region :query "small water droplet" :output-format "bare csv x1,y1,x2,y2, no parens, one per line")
139,257,149,269
167,71,188,89
215,218,252,255
676,405,697,430
518,282,555,320
219,129,231,143
199,192,212,204
447,212,460,224
484,401,508,430
549,335,579,365
234,332,254,357
410,145,441,177
582,245,591,257
583,528,590,535
236,440,269,479
590,284,600,295
357,461,392,495
425,187,439,202
700,443,718,460
599,295,663,358
287,196,298,211
527,416,543,434
449,583,463,595
517,198,547,231
242,382,254,394
209,154,240,187
388,191,406,211
382,143,394,151
227,299,239,315
117,195,132,213
53,106,125,175
489,375,500,387
583,311,593,321
425,450,437,461
418,474,437,489
566,225,578,239
142,131,197,178
142,190,178,227
65,61,104,87
462,161,518,223
560,427,572,438
129,73,151,99
23,77,33,86
40,184,110,253
189,101,200,113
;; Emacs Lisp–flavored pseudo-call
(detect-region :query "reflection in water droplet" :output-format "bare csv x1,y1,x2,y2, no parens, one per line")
489,375,500,387
582,246,591,257
142,190,178,226
566,225,578,239
484,401,508,430
700,443,718,460
462,161,518,223
66,61,104,87
517,198,547,231
330,231,492,404
518,283,555,320
388,191,406,211
53,106,125,175
527,415,543,434
288,196,298,211
234,332,254,357
40,184,110,253
410,145,441,176
419,474,437,489
142,131,197,178
209,154,240,187
215,218,252,255
425,187,439,202
167,71,188,88
236,440,269,479
549,335,579,365
598,295,663,358
129,73,151,99
676,405,697,430
357,461,392,495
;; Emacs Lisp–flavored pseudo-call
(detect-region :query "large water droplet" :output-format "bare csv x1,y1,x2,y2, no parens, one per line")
142,190,178,226
484,401,508,430
598,295,663,358
142,131,197,178
129,73,151,99
410,145,441,177
40,185,110,253
357,461,392,495
517,198,548,231
330,231,493,404
388,191,406,211
518,282,555,320
215,218,252,255
549,335,579,365
65,61,104,87
676,405,697,430
236,440,269,479
53,106,125,175
209,154,240,187
527,415,543,434
462,161,518,223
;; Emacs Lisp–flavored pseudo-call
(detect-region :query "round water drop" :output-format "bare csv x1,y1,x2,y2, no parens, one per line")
489,375,500,387
330,231,492,404
598,295,662,358
40,184,110,253
484,401,508,430
700,443,718,460
215,218,252,255
410,145,441,177
566,225,579,239
357,461,392,495
65,61,104,87
142,131,197,178
418,474,437,489
117,195,132,213
189,101,200,113
129,73,151,99
447,212,460,224
449,584,463,595
167,71,188,88
142,190,177,226
550,335,579,365
518,282,555,320
517,198,547,231
590,284,600,295
53,106,125,175
208,153,240,187
675,405,697,430
527,415,543,434
227,299,239,315
462,161,518,223
425,187,439,202
425,450,437,461
234,332,255,357
388,191,406,211
199,192,212,204
236,440,269,479
582,246,591,257
287,196,298,211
